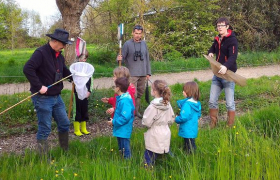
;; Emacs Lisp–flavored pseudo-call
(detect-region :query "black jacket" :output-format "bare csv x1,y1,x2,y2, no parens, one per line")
208,29,238,72
23,43,71,95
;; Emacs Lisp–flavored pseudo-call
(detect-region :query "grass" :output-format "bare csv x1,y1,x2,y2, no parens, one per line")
1,74,280,178
1,75,280,137
0,106,279,179
0,46,280,84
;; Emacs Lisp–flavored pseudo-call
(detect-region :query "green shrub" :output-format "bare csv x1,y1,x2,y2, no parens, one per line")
163,49,184,61
89,45,117,64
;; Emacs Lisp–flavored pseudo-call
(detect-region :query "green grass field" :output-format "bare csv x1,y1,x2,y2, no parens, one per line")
1,46,280,179
1,76,280,137
1,105,279,179
0,76,280,179
0,46,280,84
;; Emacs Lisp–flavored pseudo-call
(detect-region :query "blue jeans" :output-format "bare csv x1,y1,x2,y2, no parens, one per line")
144,149,158,165
32,94,70,140
117,137,131,159
209,75,235,111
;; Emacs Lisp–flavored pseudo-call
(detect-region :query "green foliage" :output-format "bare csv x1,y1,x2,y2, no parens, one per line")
148,0,218,59
216,0,280,51
89,45,117,64
0,1,47,49
25,36,47,48
82,0,134,44
81,0,279,60
0,0,23,49
163,49,183,62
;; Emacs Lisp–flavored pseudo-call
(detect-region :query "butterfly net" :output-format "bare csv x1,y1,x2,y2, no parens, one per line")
70,62,95,100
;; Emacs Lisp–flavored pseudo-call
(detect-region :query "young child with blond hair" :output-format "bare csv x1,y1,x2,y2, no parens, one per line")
175,81,201,153
101,66,135,118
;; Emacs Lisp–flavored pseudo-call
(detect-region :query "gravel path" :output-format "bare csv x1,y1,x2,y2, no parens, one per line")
1,64,280,95
0,64,280,155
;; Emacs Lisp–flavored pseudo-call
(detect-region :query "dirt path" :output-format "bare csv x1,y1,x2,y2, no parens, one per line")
1,64,280,95
0,64,280,155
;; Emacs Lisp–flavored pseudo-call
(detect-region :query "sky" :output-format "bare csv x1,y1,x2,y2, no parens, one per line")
15,0,60,26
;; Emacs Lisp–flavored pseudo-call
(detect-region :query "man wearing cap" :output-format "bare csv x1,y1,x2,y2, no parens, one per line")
23,28,73,154
117,25,151,118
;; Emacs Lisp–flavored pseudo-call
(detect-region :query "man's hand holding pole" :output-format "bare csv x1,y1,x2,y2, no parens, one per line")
117,54,122,66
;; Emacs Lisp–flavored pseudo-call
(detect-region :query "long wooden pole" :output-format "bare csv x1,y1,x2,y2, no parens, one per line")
118,43,122,67
68,83,75,119
0,74,73,116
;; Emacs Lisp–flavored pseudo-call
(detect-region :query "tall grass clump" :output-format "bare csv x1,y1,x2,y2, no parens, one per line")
239,105,280,140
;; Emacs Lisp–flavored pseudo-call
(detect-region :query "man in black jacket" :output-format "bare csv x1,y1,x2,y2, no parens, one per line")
208,17,238,128
23,29,73,154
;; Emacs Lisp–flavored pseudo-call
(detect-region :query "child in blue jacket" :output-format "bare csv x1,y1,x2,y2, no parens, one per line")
175,81,201,153
107,77,135,159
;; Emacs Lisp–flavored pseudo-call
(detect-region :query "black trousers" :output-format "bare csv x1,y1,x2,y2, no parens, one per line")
74,93,89,122
184,138,196,153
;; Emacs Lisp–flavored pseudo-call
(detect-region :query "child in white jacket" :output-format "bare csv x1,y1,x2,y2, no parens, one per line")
142,80,175,167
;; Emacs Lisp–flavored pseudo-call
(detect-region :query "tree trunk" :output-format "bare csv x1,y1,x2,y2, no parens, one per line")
56,0,89,65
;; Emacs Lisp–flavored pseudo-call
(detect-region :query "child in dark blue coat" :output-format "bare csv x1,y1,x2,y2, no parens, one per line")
175,81,201,153
107,77,135,159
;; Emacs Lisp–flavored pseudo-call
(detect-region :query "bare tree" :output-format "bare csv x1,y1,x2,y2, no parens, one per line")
56,0,89,65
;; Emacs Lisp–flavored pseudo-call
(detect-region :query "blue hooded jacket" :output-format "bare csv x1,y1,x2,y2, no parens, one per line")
112,92,135,138
175,98,201,138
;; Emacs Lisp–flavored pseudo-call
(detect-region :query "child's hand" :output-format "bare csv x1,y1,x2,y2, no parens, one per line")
86,92,91,98
106,108,115,115
107,119,113,126
101,97,109,103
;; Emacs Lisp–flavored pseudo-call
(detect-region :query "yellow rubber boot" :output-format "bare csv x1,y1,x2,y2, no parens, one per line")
73,121,83,136
80,121,90,135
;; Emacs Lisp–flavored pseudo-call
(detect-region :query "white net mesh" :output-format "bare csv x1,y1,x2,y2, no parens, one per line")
70,62,95,100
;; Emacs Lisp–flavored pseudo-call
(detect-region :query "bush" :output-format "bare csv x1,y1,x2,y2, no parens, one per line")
163,49,183,61
89,45,117,64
